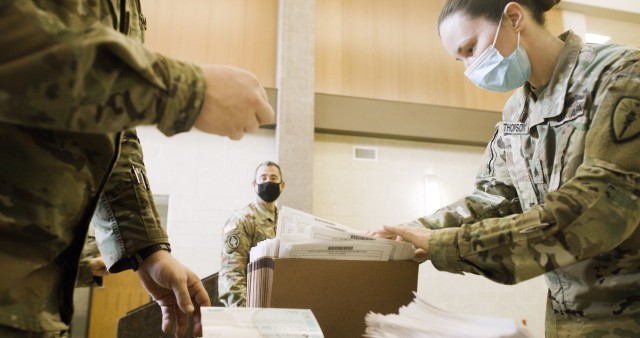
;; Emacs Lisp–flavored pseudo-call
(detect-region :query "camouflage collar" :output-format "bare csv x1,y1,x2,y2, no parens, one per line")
536,30,584,120
251,201,278,223
504,31,584,127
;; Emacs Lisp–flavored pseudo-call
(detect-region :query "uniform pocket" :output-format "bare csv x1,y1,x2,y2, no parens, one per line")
129,164,163,238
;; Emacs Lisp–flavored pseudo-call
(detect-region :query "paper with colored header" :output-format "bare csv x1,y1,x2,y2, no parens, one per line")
202,307,324,338
275,206,415,261
278,240,394,261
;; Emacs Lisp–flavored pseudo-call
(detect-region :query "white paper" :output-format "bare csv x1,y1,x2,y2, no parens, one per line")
274,206,415,261
277,206,364,238
278,241,393,261
364,293,534,338
202,307,324,338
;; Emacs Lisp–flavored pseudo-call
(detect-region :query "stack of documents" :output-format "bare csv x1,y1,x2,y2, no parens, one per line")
364,293,533,338
247,206,416,307
273,206,415,261
201,307,324,337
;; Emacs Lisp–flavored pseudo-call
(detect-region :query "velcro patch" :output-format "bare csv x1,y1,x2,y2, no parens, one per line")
611,97,640,143
225,234,240,249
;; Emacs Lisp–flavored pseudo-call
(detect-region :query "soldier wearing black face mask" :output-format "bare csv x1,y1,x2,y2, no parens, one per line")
218,161,285,307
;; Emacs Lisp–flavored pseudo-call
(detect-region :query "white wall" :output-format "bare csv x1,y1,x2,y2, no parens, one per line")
136,126,276,278
138,128,547,338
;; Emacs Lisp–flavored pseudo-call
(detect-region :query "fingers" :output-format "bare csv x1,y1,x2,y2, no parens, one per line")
381,225,403,238
174,309,189,338
368,227,396,239
414,249,428,261
192,283,212,307
244,115,260,134
228,131,244,141
255,92,275,125
161,305,174,334
160,305,187,338
383,225,416,244
189,275,211,336
192,301,204,337
171,283,195,316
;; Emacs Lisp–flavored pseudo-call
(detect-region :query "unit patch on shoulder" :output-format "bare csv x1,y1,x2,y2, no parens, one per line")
611,97,640,143
225,234,240,249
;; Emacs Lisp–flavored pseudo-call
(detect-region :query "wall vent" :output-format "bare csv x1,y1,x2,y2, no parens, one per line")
353,146,378,161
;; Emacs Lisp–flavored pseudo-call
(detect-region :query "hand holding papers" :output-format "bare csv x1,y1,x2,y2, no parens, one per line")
365,293,534,338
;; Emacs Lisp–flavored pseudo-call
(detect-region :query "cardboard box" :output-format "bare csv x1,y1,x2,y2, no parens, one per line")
269,259,419,338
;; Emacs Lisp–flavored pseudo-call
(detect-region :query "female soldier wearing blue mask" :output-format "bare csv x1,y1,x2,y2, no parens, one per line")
374,0,640,336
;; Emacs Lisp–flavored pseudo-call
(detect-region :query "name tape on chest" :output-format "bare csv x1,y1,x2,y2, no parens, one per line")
500,122,528,135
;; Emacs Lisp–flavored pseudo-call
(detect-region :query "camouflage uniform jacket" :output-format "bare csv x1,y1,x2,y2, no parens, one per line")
218,201,278,307
413,31,640,337
0,0,205,333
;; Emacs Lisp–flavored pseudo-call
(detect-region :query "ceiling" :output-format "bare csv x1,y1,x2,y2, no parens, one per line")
559,0,640,47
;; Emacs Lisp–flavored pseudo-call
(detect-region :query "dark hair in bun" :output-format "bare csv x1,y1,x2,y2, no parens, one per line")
438,0,560,28
536,0,561,12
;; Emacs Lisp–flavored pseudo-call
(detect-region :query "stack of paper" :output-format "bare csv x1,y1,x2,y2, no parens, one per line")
274,206,415,261
364,293,533,338
246,206,416,307
201,307,324,337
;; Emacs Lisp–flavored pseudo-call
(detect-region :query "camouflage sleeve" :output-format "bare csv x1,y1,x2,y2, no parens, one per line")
429,55,640,284
93,129,168,273
218,214,252,307
0,0,205,136
75,223,103,287
411,128,522,230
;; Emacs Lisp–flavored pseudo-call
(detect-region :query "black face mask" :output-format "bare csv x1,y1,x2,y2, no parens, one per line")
257,182,281,203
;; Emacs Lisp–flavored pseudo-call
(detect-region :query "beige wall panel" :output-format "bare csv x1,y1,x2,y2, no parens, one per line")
316,1,566,113
138,1,564,114
141,0,278,87
315,0,345,93
316,0,512,112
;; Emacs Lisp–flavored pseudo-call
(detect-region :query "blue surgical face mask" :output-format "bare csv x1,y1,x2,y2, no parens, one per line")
464,13,531,92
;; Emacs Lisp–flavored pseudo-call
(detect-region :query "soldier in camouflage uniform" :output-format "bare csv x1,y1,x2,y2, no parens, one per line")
0,0,274,336
219,161,285,307
377,0,640,337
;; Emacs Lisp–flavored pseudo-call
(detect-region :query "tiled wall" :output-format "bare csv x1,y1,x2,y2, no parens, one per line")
138,127,546,337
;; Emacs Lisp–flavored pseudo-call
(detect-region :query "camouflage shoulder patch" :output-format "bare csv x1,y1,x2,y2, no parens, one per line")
611,97,640,143
225,233,240,249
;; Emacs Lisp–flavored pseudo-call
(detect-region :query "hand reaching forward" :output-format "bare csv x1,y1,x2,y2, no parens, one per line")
194,65,275,140
137,250,211,337
376,225,433,261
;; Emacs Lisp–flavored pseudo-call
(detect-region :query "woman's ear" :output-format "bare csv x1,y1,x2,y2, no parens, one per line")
504,2,526,32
